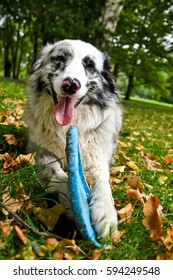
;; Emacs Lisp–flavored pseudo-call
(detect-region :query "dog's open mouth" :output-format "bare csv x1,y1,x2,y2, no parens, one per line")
54,96,84,126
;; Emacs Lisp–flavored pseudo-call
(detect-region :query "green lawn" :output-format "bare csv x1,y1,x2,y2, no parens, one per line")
0,80,173,260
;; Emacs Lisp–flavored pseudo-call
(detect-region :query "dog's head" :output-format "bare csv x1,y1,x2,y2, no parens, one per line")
29,40,118,126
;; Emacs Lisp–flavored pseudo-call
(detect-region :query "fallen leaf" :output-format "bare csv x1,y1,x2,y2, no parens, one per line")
162,227,173,250
46,238,59,246
15,182,29,201
2,187,24,215
157,252,173,260
140,152,162,171
64,252,77,260
53,239,80,260
0,219,13,236
0,153,16,170
0,152,36,173
0,98,26,127
163,155,173,165
127,175,144,191
20,246,35,260
3,134,18,145
2,184,29,215
143,195,162,241
53,250,64,260
112,230,125,243
118,203,134,221
111,166,126,175
60,239,79,255
127,189,145,205
15,153,36,165
135,143,144,150
126,161,140,171
110,177,122,185
34,204,65,230
89,248,105,260
15,225,28,245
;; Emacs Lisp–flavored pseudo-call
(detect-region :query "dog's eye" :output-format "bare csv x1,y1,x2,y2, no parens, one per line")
83,56,96,71
87,60,95,69
56,55,66,62
52,54,66,69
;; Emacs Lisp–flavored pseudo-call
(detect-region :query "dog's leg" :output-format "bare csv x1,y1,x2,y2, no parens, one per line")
36,152,74,220
88,163,118,240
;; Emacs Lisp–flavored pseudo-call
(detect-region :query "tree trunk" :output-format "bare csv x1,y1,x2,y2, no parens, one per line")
32,36,38,65
99,0,125,49
125,75,134,100
3,18,11,78
113,63,120,78
4,44,11,78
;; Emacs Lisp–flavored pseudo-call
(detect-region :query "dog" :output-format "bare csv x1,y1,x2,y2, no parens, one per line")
24,39,122,240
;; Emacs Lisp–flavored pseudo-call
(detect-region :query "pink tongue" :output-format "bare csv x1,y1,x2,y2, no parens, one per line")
54,96,75,126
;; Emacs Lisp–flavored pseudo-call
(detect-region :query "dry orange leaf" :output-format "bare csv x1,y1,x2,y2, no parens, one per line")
143,194,162,241
140,152,162,171
53,250,64,260
157,252,173,260
162,227,173,250
2,187,24,215
127,175,144,191
59,239,79,255
34,204,65,230
89,248,105,260
0,153,15,170
163,155,173,165
46,238,59,246
127,189,145,205
53,239,80,260
15,153,36,165
118,203,134,221
3,134,18,145
112,230,125,243
2,183,29,215
0,152,35,173
0,219,13,236
14,225,28,245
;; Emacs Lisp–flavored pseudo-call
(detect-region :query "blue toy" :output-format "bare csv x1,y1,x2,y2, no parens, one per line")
66,125,101,248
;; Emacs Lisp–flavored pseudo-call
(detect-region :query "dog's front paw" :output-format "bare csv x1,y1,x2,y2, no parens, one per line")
89,180,118,240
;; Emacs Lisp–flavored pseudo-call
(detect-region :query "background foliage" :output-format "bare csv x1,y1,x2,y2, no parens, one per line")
0,0,173,101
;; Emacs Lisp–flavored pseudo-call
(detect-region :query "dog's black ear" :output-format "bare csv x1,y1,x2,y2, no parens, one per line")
102,53,114,79
103,52,112,72
101,53,116,93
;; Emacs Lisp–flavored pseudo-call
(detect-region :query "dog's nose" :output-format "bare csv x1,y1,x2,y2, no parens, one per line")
61,77,81,95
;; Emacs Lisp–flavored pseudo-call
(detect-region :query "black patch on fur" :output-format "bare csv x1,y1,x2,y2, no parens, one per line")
84,90,110,109
36,77,45,92
82,56,96,74
86,80,97,88
101,70,115,93
102,53,116,94
103,53,111,71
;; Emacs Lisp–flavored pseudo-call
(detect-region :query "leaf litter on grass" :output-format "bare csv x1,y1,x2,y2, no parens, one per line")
0,83,173,259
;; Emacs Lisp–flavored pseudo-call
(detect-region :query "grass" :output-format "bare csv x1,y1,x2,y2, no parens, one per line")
0,79,173,260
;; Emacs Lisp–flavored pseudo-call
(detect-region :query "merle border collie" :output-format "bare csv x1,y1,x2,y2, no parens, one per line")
24,39,122,239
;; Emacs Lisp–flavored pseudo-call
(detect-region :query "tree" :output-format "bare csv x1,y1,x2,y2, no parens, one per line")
112,0,173,100
0,0,109,77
